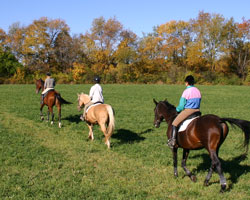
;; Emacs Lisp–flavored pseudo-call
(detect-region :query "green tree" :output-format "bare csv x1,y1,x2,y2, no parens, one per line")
0,47,22,78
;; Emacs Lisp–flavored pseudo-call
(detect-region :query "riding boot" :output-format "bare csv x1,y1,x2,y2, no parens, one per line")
168,125,177,148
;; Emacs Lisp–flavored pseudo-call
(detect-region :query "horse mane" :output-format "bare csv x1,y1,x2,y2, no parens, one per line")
161,100,176,111
79,93,91,104
160,100,178,120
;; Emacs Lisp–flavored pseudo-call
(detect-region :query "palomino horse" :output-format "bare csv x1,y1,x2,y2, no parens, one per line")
153,99,250,192
77,93,115,148
35,79,72,128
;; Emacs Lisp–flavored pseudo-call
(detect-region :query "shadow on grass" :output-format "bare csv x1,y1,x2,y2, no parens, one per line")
63,114,82,124
112,128,152,144
190,153,249,191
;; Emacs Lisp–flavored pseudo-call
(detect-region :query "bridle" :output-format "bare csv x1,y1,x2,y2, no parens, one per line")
154,104,164,128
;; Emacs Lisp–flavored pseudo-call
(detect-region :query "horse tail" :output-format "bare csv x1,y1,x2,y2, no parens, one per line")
220,117,250,153
106,105,115,138
55,93,72,105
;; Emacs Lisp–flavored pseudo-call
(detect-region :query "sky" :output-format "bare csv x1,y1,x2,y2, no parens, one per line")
0,0,250,37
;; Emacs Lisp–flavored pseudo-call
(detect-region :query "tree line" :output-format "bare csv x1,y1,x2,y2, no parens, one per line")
0,11,250,84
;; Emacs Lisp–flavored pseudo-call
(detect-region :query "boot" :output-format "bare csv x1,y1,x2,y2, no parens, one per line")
168,125,177,148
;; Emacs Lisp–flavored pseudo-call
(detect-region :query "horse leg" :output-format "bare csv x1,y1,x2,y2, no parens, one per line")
40,104,45,120
100,123,110,148
204,165,213,186
57,105,61,128
210,150,227,192
182,149,197,182
47,106,53,124
50,106,54,125
47,107,50,122
87,124,94,140
172,148,178,177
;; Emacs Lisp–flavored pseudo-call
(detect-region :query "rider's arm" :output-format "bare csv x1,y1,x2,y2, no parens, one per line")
176,97,186,112
89,86,95,100
44,79,48,89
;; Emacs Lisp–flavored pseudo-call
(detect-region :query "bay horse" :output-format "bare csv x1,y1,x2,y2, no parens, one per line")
153,99,250,192
35,79,72,128
77,93,115,148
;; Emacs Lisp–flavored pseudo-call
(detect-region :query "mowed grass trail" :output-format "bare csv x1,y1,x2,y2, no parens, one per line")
0,84,250,199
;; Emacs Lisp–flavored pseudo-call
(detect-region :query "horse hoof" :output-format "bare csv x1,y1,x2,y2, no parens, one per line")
220,184,226,193
41,117,44,120
191,175,197,182
204,180,209,186
51,121,54,125
59,123,62,128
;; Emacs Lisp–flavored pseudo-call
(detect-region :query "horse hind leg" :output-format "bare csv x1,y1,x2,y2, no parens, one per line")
204,166,213,186
48,106,54,125
40,104,45,120
210,150,227,192
182,149,197,182
57,104,62,128
87,124,94,140
100,123,110,148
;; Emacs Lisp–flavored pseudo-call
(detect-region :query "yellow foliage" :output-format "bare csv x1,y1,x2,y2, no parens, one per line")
71,63,86,81
10,67,25,83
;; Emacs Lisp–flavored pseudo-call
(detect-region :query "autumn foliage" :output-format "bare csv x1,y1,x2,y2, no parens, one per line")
0,12,249,84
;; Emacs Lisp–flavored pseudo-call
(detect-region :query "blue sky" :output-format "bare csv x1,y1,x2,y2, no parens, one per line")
1,0,249,37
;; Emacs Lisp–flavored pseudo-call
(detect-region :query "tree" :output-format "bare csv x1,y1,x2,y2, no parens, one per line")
157,20,190,65
0,47,22,78
191,11,226,72
22,17,70,73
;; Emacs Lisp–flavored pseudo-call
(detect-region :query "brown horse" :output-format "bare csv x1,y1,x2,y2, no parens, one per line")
153,99,250,192
35,79,72,128
77,93,115,148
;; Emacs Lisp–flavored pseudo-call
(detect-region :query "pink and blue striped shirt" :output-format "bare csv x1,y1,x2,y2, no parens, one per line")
176,86,201,112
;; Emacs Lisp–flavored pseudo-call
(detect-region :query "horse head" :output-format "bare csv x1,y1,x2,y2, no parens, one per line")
153,98,177,128
36,79,44,94
153,99,164,128
77,93,91,111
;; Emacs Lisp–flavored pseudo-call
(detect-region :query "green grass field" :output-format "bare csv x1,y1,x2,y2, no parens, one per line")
0,84,250,199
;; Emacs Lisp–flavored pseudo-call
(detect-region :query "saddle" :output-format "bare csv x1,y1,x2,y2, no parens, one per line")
178,111,202,132
42,88,55,98
86,101,103,113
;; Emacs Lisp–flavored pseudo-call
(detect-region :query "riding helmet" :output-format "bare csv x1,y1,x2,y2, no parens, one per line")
185,75,195,85
93,75,101,83
46,72,51,76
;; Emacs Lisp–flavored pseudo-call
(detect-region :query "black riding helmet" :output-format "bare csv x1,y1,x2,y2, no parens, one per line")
93,75,101,83
185,75,195,85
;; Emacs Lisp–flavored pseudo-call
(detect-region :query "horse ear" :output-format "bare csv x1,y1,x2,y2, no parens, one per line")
164,98,167,102
153,98,158,105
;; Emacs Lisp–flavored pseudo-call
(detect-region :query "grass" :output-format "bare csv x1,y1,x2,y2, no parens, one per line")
0,84,250,199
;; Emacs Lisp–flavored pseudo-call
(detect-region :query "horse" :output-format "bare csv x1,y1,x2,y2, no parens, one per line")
77,93,115,148
153,99,250,192
35,79,72,128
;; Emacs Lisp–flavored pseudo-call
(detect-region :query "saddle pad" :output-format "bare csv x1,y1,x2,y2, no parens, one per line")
86,103,101,113
178,116,199,132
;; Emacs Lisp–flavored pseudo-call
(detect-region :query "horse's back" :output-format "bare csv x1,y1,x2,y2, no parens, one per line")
87,104,112,122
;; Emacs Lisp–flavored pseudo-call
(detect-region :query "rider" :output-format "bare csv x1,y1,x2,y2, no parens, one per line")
167,75,201,148
41,72,56,104
80,75,104,121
